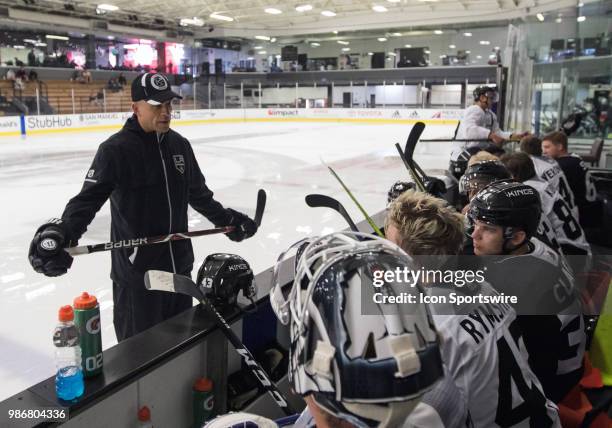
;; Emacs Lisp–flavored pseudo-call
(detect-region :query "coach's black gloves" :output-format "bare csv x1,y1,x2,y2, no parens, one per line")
28,218,75,277
226,209,258,242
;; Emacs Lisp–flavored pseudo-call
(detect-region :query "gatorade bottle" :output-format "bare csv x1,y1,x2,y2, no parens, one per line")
53,305,84,401
138,406,153,428
73,292,103,377
193,377,214,427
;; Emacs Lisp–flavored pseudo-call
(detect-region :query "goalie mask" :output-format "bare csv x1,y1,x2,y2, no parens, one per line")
196,253,256,307
270,232,443,427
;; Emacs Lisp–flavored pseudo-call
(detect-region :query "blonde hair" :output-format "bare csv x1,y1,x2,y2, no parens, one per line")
468,150,498,166
385,190,465,256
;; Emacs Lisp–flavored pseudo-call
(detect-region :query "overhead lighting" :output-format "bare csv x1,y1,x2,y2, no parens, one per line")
439,54,447,58
210,13,234,21
372,5,388,12
465,50,471,54
255,35,271,40
555,17,563,23
494,46,500,50
418,0,438,2
536,13,545,21
577,15,586,22
96,3,119,11
404,44,412,48
295,4,313,12
321,10,336,16
264,7,282,14
247,57,254,60
35,42,47,47
342,47,350,51
391,32,402,37
434,30,443,35
180,17,204,26
463,32,472,37
476,55,482,59
337,40,349,45
578,2,584,6
424,49,431,54
449,44,456,49
310,42,320,47
377,37,387,42
254,45,263,49
270,37,277,42
23,38,37,44
388,52,397,56
46,34,69,40
387,0,400,2
275,54,281,58
13,45,25,49
332,30,338,34
479,40,490,45
258,50,267,54
368,52,374,55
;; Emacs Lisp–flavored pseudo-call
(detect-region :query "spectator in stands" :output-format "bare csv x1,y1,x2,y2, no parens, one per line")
82,68,92,84
117,72,127,86
15,66,27,81
27,49,36,67
28,69,38,82
106,77,121,92
5,68,15,81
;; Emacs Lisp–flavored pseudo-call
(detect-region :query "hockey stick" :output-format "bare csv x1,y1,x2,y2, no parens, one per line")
65,226,234,256
420,138,491,143
323,161,384,237
395,122,427,192
144,270,295,415
305,194,359,233
65,189,267,256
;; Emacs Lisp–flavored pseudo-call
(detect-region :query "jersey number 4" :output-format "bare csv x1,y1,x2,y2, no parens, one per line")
495,335,554,427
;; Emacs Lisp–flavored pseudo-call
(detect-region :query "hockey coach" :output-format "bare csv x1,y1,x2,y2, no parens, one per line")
28,73,258,341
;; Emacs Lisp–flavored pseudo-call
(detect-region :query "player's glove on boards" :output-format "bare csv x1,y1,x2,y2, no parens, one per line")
225,209,258,242
28,218,75,277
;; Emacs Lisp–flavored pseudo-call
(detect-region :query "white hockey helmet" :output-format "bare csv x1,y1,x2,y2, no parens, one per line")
203,412,277,428
270,232,443,427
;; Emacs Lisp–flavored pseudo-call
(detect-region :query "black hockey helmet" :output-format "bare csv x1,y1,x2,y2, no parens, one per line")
387,181,416,205
449,146,482,180
473,85,498,101
459,160,511,196
196,253,256,307
467,181,541,245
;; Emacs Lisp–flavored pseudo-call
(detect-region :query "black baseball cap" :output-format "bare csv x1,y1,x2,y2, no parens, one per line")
131,72,182,105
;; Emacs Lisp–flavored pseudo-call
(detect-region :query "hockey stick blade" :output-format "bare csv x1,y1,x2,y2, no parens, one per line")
305,194,359,233
404,122,426,162
144,270,295,415
254,189,266,227
66,226,234,256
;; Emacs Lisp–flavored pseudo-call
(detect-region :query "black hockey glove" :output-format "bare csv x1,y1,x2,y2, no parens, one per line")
225,209,258,242
28,218,75,277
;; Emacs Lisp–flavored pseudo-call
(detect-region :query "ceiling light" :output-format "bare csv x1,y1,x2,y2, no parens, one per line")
424,49,431,54
96,3,119,11
337,40,349,45
476,55,482,59
264,8,282,14
342,47,350,51
255,35,271,40
405,44,412,48
418,0,438,2
254,45,263,49
270,37,277,42
463,32,472,37
391,32,402,37
368,52,374,55
46,34,69,40
378,37,387,42
332,30,338,34
388,52,396,56
387,0,400,2
536,13,545,21
310,42,320,47
578,2,584,6
465,50,471,53
275,54,281,58
439,54,446,58
321,10,336,16
372,5,388,12
555,17,562,23
247,57,254,60
180,17,204,26
494,46,500,50
479,40,490,45
295,4,313,12
577,15,586,22
434,30,443,35
13,45,25,49
210,13,234,21
35,42,47,47
258,50,267,54
449,44,456,49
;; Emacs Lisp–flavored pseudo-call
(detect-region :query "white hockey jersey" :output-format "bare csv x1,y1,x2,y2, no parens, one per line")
529,155,579,219
525,178,591,255
451,105,512,161
406,282,560,428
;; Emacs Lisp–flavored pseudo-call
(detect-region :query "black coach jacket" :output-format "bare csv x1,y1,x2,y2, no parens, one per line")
62,115,234,289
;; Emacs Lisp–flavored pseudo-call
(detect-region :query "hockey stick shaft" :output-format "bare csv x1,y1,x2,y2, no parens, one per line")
305,194,359,233
66,226,234,256
395,143,426,193
144,270,294,415
324,164,384,237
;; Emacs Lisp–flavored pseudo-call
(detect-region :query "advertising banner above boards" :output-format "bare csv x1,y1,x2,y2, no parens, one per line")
15,108,462,136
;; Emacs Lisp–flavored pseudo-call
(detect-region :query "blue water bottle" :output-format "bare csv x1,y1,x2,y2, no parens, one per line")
53,305,84,401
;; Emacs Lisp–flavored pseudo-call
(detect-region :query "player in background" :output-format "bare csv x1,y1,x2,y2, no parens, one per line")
270,233,444,428
541,131,597,222
451,86,529,162
468,181,586,403
386,189,559,428
500,152,591,259
520,135,578,219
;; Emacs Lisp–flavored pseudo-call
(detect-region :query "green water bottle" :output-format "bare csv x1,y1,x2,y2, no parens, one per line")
73,292,103,377
193,377,214,427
